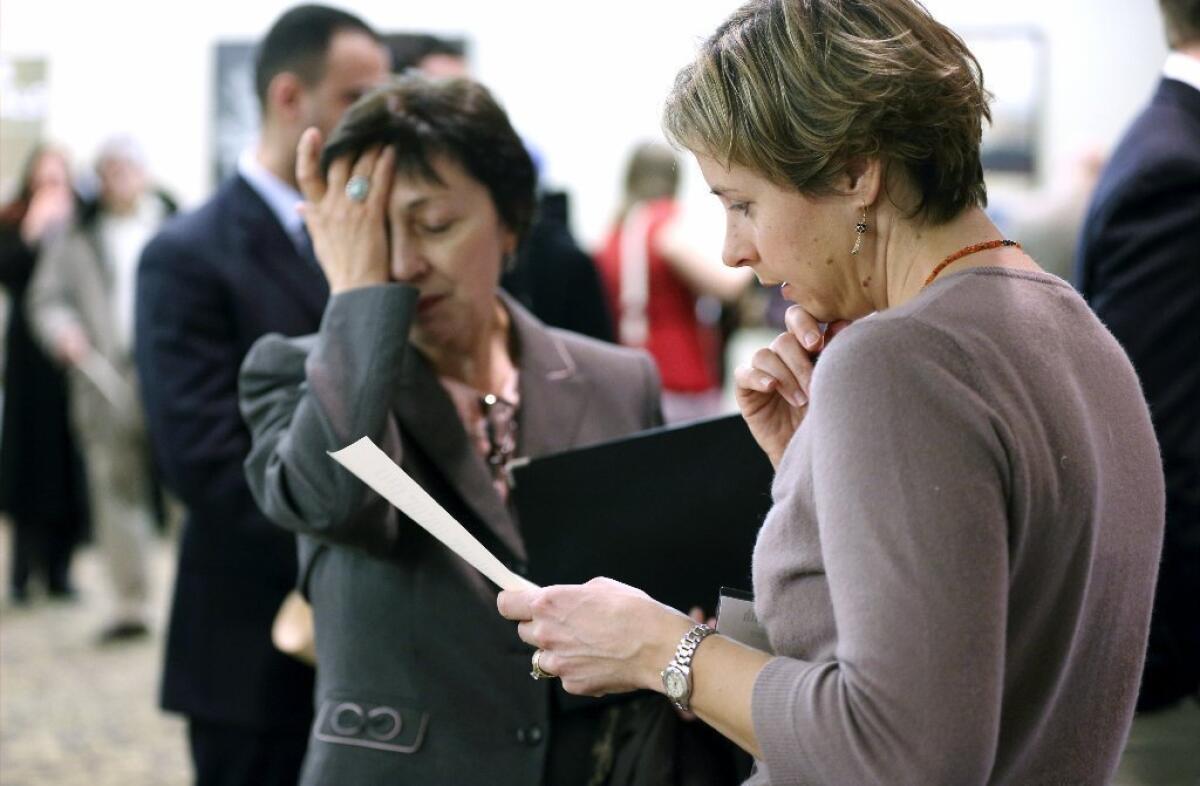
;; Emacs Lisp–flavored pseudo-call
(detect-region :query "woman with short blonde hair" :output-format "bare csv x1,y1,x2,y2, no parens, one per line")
499,1,1165,783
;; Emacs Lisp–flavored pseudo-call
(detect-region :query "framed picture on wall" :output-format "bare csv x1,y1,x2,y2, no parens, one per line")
212,42,258,186
963,28,1046,177
0,57,50,200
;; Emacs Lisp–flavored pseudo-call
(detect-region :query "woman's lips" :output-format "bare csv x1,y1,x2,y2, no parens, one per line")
417,294,447,314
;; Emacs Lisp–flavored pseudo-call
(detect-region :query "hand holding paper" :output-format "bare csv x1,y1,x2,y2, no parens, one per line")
329,436,538,592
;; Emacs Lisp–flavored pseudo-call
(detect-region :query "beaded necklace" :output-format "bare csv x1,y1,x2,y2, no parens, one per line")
922,239,1021,289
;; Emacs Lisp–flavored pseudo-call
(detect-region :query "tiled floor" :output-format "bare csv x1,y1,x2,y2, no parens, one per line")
0,520,191,785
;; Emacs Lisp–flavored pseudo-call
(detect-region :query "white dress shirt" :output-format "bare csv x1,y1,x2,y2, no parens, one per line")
101,195,166,352
1163,51,1200,93
236,148,308,254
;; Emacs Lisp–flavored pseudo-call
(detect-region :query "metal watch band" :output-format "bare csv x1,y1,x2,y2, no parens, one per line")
674,623,715,669
664,623,715,711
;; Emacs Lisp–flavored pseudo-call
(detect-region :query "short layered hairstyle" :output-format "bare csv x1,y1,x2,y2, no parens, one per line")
321,74,538,243
663,0,992,224
254,5,378,110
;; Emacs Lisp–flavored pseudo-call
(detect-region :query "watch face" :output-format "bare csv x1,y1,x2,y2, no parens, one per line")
663,667,688,699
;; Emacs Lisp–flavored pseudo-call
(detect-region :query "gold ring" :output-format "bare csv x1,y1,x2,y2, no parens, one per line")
530,649,555,680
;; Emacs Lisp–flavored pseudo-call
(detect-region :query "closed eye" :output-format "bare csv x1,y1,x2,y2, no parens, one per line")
728,202,751,217
419,221,454,235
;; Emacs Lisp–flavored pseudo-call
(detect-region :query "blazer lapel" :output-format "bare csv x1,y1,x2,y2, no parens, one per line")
388,292,592,566
505,291,591,461
1157,77,1200,123
230,176,328,323
393,340,528,563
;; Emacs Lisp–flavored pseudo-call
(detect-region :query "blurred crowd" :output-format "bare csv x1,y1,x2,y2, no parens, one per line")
0,2,1196,786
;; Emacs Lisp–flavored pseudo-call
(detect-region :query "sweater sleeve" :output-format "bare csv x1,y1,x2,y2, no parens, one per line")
752,318,1010,786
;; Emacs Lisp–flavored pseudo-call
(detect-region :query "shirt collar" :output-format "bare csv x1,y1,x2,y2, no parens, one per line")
1163,51,1200,94
237,148,306,247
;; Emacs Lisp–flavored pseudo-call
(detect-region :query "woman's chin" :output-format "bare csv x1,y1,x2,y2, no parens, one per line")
781,283,825,316
412,321,456,354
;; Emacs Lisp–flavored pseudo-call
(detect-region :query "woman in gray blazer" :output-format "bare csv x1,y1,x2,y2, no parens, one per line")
239,76,670,785
499,1,1165,784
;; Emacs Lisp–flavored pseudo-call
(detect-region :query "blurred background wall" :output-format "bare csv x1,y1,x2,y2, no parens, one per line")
0,0,1170,256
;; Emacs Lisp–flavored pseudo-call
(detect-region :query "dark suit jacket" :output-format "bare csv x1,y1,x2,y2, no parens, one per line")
501,190,614,342
135,175,324,730
1076,77,1200,710
239,286,662,785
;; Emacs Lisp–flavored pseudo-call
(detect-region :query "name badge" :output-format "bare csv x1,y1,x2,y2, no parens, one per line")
715,587,772,653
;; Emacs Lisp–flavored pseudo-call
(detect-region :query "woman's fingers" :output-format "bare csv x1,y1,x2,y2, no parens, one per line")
783,304,856,354
768,331,814,405
749,344,807,408
295,127,326,203
516,620,541,647
496,589,535,621
784,304,824,352
734,363,777,395
369,145,395,211
326,152,353,198
349,145,380,186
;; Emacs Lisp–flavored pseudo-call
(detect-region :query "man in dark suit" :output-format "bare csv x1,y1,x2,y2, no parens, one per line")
501,189,615,343
1076,1,1200,781
135,6,389,784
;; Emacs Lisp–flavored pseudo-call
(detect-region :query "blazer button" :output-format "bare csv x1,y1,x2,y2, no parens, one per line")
516,724,543,746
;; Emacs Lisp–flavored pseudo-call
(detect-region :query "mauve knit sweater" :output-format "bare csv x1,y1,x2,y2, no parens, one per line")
746,268,1164,785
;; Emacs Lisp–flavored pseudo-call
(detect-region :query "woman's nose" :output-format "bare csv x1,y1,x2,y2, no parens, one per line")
722,226,757,269
390,237,431,283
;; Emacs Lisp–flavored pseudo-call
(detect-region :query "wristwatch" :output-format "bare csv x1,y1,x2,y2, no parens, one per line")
661,623,715,711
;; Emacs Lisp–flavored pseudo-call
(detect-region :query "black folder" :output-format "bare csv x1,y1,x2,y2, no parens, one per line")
510,414,774,614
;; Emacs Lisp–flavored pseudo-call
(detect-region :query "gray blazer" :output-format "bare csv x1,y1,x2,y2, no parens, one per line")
240,284,662,785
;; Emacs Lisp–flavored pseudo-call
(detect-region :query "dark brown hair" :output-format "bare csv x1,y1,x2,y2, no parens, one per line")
0,145,72,228
321,74,537,242
254,4,379,110
663,0,992,224
1160,0,1200,47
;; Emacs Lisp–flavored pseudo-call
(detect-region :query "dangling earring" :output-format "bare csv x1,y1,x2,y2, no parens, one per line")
850,206,868,255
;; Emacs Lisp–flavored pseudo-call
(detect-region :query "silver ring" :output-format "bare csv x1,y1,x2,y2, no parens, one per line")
345,175,370,202
530,649,555,681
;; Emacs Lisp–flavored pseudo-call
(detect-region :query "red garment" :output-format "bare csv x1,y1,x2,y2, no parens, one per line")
595,199,718,393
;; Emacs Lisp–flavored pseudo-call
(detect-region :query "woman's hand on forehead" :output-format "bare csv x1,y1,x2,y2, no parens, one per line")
295,127,395,295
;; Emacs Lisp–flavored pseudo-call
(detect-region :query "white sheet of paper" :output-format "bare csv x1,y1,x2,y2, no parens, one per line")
329,436,539,592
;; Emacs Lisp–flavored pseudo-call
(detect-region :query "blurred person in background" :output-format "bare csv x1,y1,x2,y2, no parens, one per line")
596,142,752,422
135,5,389,784
1077,1,1200,782
502,160,616,343
0,145,89,604
26,136,176,639
997,148,1106,281
388,32,469,78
